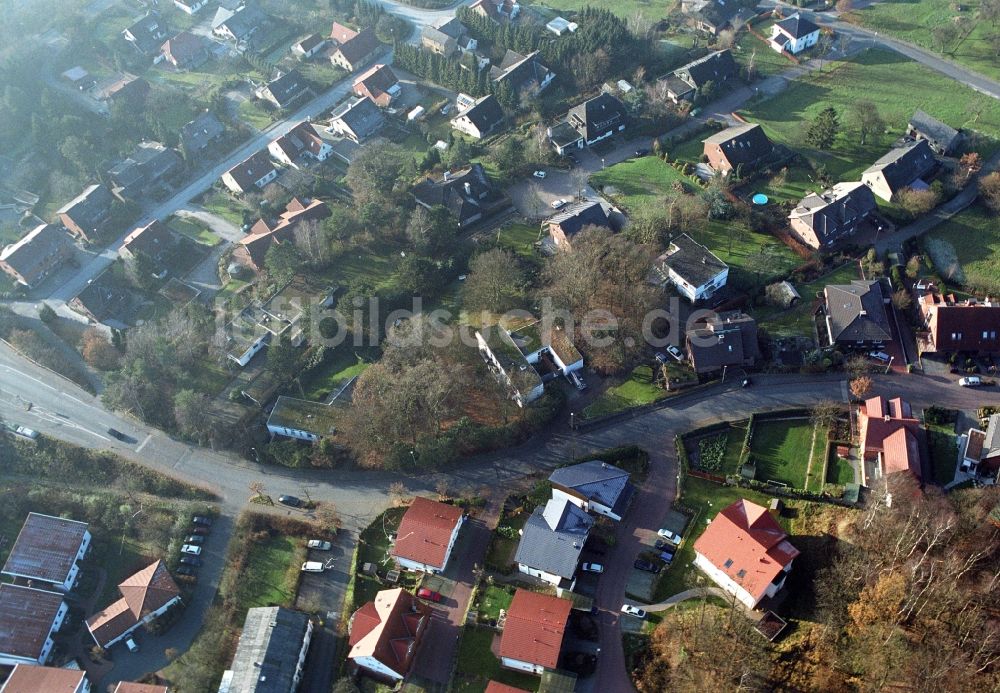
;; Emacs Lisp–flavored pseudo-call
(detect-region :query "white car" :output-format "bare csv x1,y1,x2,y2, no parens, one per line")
307,540,332,551
959,376,983,387
869,351,891,363
302,561,326,573
666,345,685,362
657,528,682,544
582,562,604,573
621,604,646,619
533,170,546,178
180,544,202,556
13,426,39,440
550,199,566,209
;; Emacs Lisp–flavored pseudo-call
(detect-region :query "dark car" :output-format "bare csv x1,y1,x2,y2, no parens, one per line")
417,587,442,602
278,495,303,508
192,515,213,527
634,148,650,157
654,539,673,551
634,559,661,574
176,565,196,577
179,556,201,567
107,428,127,441
184,535,205,545
190,527,210,536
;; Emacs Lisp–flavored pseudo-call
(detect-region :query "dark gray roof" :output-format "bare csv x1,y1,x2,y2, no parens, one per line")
686,311,760,373
57,184,113,230
789,181,876,245
108,142,181,198
432,16,466,39
452,95,504,136
674,50,737,89
549,121,582,148
331,97,385,141
490,50,553,91
124,12,167,54
181,112,225,153
694,0,756,29
567,93,627,142
702,123,773,170
862,139,936,195
514,498,593,579
263,70,309,108
421,26,457,50
908,110,961,153
226,606,311,692
334,27,381,66
215,5,265,40
774,13,820,39
546,199,611,239
225,150,276,191
824,279,892,343
548,461,631,511
659,233,728,288
411,163,501,224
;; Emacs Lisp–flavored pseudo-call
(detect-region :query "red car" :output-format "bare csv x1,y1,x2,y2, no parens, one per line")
417,587,442,602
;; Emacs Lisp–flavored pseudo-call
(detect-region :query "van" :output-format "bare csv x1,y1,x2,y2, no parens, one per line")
301,561,325,573
125,637,139,653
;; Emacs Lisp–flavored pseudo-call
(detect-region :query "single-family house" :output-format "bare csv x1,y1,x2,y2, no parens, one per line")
470,0,521,21
660,49,737,102
348,588,430,682
180,111,225,156
548,460,634,521
820,279,893,348
857,395,925,484
353,64,400,107
292,33,327,59
421,26,458,55
218,607,312,693
268,121,333,167
86,560,181,649
545,198,612,250
174,0,207,15
1,513,91,592
702,123,774,175
257,70,312,109
689,0,757,35
160,31,208,70
652,233,729,302
108,142,182,201
498,590,571,675
114,683,169,693
450,94,505,139
769,13,820,54
559,93,628,151
514,497,593,591
0,584,68,667
490,50,555,94
960,414,1000,479
232,197,330,272
61,66,95,90
0,665,90,693
221,150,278,194
69,269,133,328
330,26,382,72
918,291,1000,354
328,97,385,142
694,499,800,609
123,12,168,56
788,181,877,249
686,311,760,374
266,396,338,441
58,185,114,242
0,224,74,289
118,220,179,268
861,139,936,202
411,163,507,227
391,497,465,573
906,110,962,155
212,5,266,45
95,74,149,105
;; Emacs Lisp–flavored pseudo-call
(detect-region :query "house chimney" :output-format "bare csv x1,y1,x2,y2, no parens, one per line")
464,182,472,196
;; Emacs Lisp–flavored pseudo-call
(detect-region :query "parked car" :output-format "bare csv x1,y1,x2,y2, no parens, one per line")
107,428,127,441
656,528,682,544
180,544,202,555
654,352,667,364
278,495,303,508
307,539,332,550
551,198,567,210
301,561,325,573
190,527,210,536
959,376,983,387
533,170,546,178
179,556,201,567
654,539,672,550
125,637,139,653
192,515,213,527
184,535,204,545
660,551,674,564
175,565,196,577
569,371,587,391
582,562,604,573
13,426,39,440
634,148,650,157
621,604,647,618
633,559,661,574
417,587,442,602
666,344,684,362
869,351,891,363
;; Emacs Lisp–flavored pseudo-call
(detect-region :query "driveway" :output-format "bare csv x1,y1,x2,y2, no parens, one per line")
296,532,353,693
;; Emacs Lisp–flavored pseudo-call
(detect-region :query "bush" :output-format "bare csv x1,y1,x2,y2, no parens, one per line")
924,406,958,426
696,434,728,471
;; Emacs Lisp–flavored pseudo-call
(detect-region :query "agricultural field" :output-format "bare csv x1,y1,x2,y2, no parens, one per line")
921,203,1000,295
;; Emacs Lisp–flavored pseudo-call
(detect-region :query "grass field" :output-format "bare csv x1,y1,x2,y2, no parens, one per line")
353,507,410,609
475,584,514,622
524,0,657,19
233,535,300,617
591,156,694,215
927,425,958,485
168,217,220,246
734,21,796,78
922,203,1000,295
301,347,376,401
742,49,1000,181
805,425,830,493
754,261,861,337
496,221,542,261
687,423,749,477
199,189,250,227
583,364,669,418
239,99,277,131
852,0,1000,83
453,626,540,693
749,418,814,488
826,447,856,485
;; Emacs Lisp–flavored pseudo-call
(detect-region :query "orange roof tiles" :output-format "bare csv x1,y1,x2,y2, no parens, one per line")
858,395,924,481
391,497,463,569
348,588,429,678
498,590,571,669
113,683,169,693
485,682,531,693
86,560,180,646
1,664,87,692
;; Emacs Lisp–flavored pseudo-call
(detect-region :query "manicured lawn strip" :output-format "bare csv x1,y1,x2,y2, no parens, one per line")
755,261,860,337
496,221,542,260
922,203,1000,295
232,535,302,617
453,625,540,693
748,418,813,488
524,0,652,19
927,425,958,486
805,424,829,493
826,447,856,485
169,217,220,246
476,584,514,622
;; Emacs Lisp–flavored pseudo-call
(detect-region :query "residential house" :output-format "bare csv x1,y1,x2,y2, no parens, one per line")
1,513,91,592
689,0,756,35
450,94,505,139
212,5,266,45
485,684,530,693
693,499,800,609
160,31,209,70
470,0,521,21
85,560,182,649
391,497,465,573
108,142,182,201
421,25,458,56
118,220,179,269
0,584,67,667
857,395,925,484
918,291,1000,354
268,121,333,167
548,93,627,154
353,64,400,107
232,197,330,272
292,33,327,59
907,110,962,155
652,233,729,302
514,497,593,591
660,49,737,103
257,70,311,109
960,414,1000,479
411,163,507,227
174,0,207,14
861,139,936,202
348,588,430,682
221,150,278,195
0,665,90,693
218,607,312,693
788,181,877,249
123,12,168,56
223,278,313,365
686,311,761,374
546,17,578,35
490,50,555,94
702,123,774,175
498,590,571,674
328,97,385,142
266,396,338,441
95,74,149,106
61,66,95,90
113,684,169,693
0,224,74,289
330,26,382,72
548,460,634,521
180,111,225,156
69,269,133,327
769,13,820,54
545,198,612,250
820,279,892,348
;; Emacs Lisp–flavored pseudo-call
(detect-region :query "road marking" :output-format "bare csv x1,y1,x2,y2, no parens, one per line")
136,434,153,453
0,364,58,392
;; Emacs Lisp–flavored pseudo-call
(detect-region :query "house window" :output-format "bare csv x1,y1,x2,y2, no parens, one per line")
723,558,734,568
736,569,747,579
985,331,990,339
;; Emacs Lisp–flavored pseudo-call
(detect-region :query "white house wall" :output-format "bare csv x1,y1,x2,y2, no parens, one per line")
501,656,543,675
354,654,405,680
693,552,760,609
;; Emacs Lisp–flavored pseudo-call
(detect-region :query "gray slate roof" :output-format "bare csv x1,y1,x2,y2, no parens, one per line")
453,95,504,136
789,181,876,245
263,70,309,108
514,498,593,579
675,50,737,89
546,199,611,239
774,13,820,39
567,93,627,142
332,97,385,141
862,139,936,195
908,110,961,153
225,606,311,692
659,233,728,288
824,279,892,343
702,123,773,170
181,111,224,153
548,461,632,513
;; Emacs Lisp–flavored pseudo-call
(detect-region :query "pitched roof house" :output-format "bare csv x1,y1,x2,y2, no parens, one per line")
686,311,760,374
548,460,634,521
694,499,800,608
789,181,877,249
514,497,593,591
0,224,74,289
119,220,179,266
353,64,400,107
0,664,90,693
268,121,333,167
490,50,555,94
0,584,68,667
391,497,465,573
857,395,925,483
451,94,505,139
918,291,1000,354
221,150,278,194
173,0,208,15
257,70,311,109
690,0,756,35
485,683,530,693
1,513,91,592
330,27,381,72
821,279,892,347
233,197,330,272
113,683,169,693
569,93,628,147
960,414,1000,479
292,33,327,59
180,111,225,156
86,560,182,648
652,233,729,302
212,5,265,44
123,12,168,55
861,139,936,201
769,13,820,54
421,26,459,55
411,163,507,227
160,31,208,70
545,198,612,250
702,123,774,175
108,142,182,201
498,590,571,675
661,49,737,102
907,110,962,155
348,588,430,682
328,97,385,142
470,0,521,21
219,607,313,693
57,184,114,241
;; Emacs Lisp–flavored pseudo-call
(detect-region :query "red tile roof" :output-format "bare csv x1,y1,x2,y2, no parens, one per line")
1,664,87,692
882,427,921,476
113,683,169,693
485,683,531,693
348,588,429,678
498,590,571,669
693,499,800,605
391,497,463,569
330,22,359,43
858,395,924,481
86,560,180,646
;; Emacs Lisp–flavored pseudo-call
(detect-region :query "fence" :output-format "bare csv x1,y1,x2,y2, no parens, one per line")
688,469,727,484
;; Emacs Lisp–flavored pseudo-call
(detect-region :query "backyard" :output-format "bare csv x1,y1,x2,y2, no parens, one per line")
351,507,414,610
748,417,816,489
495,221,543,261
168,216,221,246
686,422,750,477
754,260,861,338
921,202,1000,295
300,346,377,402
453,625,540,693
826,447,857,485
927,425,959,486
232,534,304,618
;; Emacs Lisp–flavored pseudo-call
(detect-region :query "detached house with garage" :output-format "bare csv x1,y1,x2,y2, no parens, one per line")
221,150,278,194
0,584,68,667
694,499,800,609
545,198,612,250
86,560,181,649
451,94,505,139
353,64,400,107
857,395,925,484
490,50,555,95
652,233,729,302
702,123,774,176
391,497,465,573
257,70,312,109
789,181,877,249
160,31,208,70
123,12,168,56
348,588,430,683
268,121,332,167
292,33,327,59
861,139,936,202
180,111,225,156
686,311,761,374
548,461,634,522
0,224,74,289
514,497,593,592
820,279,893,349
328,97,385,143
498,590,571,675
548,93,628,154
2,513,90,593
411,163,507,227
330,25,382,72
769,13,820,54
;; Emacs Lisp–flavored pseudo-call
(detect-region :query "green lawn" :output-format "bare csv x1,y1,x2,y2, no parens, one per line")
301,347,376,401
591,156,693,215
734,21,796,78
496,221,542,261
453,626,540,693
199,189,250,227
927,426,958,486
755,261,861,337
168,217,220,246
922,203,1000,295
805,424,830,493
687,423,749,477
853,0,1000,83
753,162,826,205
352,507,412,610
239,99,278,131
232,535,301,617
475,584,514,622
583,364,669,418
826,448,856,485
748,418,814,488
